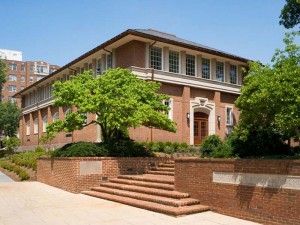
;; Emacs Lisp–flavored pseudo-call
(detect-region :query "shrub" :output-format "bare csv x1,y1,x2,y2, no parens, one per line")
11,151,50,171
52,142,108,157
163,146,175,154
35,146,45,153
179,142,188,148
0,160,30,180
171,142,180,150
105,138,153,157
200,135,223,157
210,143,234,158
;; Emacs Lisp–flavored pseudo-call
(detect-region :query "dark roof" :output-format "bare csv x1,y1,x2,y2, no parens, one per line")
14,29,250,97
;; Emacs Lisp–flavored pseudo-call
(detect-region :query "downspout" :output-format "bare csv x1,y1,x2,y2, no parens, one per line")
149,41,156,142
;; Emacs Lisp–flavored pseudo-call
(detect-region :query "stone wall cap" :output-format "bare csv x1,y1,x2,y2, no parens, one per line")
174,158,300,163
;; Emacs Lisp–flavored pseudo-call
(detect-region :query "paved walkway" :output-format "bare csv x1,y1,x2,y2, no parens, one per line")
0,182,261,225
0,172,14,182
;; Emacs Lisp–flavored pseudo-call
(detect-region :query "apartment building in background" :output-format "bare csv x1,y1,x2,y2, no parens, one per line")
0,49,60,104
13,29,249,150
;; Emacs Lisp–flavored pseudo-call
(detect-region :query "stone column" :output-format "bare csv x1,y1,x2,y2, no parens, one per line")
92,58,97,77
145,43,150,68
84,63,88,71
180,51,186,75
163,47,169,72
196,55,202,78
112,49,116,69
182,86,190,144
211,58,216,81
101,54,107,71
225,62,230,83
238,65,243,85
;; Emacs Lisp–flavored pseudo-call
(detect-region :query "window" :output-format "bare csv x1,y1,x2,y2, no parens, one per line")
21,75,25,82
107,54,112,69
34,118,38,134
97,58,102,75
21,86,25,90
230,65,237,84
50,68,56,74
42,115,48,132
8,96,16,103
26,120,30,135
9,64,17,71
186,54,195,76
88,63,92,70
202,58,210,79
21,65,25,71
29,76,34,82
36,65,47,73
30,65,34,71
150,46,162,70
226,107,233,126
8,74,17,81
65,108,72,119
163,99,173,120
169,51,179,73
216,61,224,82
53,112,59,121
8,85,17,92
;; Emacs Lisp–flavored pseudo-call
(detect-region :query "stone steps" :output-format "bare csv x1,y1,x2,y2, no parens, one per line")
147,171,175,176
85,187,199,207
82,161,210,216
82,191,210,217
118,174,174,184
110,178,175,190
99,183,188,199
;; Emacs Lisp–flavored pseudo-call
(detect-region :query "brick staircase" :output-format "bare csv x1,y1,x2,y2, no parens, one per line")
82,160,209,216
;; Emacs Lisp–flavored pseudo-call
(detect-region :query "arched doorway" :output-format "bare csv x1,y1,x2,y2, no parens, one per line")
194,112,208,145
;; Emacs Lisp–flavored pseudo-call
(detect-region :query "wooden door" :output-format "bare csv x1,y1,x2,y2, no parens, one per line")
194,112,208,145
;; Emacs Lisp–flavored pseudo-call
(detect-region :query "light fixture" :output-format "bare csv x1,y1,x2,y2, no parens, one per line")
186,113,190,119
217,116,221,123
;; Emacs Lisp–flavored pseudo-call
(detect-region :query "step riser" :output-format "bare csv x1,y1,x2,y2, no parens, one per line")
82,191,210,217
90,187,200,207
153,168,174,172
118,175,174,185
98,184,189,199
147,171,174,176
111,179,174,190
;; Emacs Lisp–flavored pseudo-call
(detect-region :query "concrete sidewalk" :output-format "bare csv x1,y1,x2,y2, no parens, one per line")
0,182,261,225
0,172,14,182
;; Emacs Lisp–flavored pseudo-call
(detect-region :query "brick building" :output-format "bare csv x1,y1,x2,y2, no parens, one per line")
0,49,59,104
13,29,249,150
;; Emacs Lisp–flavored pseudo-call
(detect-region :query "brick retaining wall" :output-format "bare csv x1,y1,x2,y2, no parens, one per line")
37,157,168,193
174,158,300,225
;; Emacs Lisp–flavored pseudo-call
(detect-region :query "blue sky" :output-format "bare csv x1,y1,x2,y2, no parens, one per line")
0,0,293,66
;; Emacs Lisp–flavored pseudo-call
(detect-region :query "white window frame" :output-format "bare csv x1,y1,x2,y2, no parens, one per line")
201,57,211,79
169,50,180,73
20,75,25,82
163,98,173,120
42,115,48,132
29,76,34,82
186,54,196,76
150,46,163,70
8,85,17,92
8,74,17,81
34,118,38,134
226,106,233,126
26,120,30,136
230,64,238,84
216,61,225,82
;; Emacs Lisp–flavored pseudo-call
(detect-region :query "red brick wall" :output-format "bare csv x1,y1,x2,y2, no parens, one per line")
116,40,146,68
37,157,169,193
174,158,300,225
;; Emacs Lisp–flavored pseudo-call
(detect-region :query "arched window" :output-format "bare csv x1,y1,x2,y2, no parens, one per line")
65,108,72,119
43,115,48,132
26,120,30,135
53,112,59,121
34,118,38,134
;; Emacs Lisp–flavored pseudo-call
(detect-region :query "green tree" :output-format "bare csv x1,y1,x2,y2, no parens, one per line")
0,102,20,137
235,32,300,152
279,0,300,29
47,68,176,142
2,137,20,154
0,59,7,103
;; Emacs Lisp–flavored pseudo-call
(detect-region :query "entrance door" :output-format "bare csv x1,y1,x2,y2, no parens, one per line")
194,112,208,145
